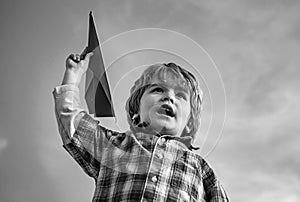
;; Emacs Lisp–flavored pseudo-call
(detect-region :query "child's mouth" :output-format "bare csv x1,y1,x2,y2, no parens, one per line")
157,104,175,118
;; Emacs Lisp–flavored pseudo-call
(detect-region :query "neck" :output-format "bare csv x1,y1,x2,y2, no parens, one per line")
133,122,183,137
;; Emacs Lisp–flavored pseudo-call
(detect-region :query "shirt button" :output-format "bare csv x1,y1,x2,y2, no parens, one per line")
156,153,163,159
151,176,158,183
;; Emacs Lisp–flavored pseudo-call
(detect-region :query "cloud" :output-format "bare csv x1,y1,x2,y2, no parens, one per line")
223,165,300,202
201,4,300,199
217,85,300,200
0,138,8,153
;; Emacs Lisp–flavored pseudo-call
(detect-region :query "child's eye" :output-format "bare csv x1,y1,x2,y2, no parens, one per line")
151,87,164,93
176,92,188,100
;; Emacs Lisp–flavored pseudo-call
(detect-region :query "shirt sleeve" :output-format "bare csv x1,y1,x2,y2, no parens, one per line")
52,84,111,179
52,84,85,145
200,159,229,202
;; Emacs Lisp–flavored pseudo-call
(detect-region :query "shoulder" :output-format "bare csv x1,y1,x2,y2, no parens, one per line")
183,152,217,180
192,154,216,179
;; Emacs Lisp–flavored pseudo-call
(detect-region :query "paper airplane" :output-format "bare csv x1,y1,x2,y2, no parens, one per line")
83,11,115,117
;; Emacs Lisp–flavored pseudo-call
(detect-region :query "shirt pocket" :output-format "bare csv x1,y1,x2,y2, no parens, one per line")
169,161,195,200
169,155,201,201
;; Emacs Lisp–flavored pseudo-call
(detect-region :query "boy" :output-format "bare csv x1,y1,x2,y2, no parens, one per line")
53,52,229,201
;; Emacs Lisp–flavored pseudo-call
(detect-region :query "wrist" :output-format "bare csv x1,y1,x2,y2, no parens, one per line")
61,69,83,85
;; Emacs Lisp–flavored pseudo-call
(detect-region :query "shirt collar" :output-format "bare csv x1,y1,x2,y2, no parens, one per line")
162,135,200,151
133,130,200,151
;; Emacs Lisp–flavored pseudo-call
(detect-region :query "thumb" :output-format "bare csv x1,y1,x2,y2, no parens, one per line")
84,52,94,63
79,52,93,72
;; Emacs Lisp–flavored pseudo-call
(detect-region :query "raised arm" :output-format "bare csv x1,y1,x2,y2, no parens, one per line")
53,50,93,144
52,51,106,179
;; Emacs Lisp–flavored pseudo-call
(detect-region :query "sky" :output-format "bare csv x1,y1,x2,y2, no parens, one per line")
0,0,300,201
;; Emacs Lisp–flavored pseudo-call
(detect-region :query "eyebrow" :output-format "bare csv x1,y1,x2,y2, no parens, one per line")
148,83,189,94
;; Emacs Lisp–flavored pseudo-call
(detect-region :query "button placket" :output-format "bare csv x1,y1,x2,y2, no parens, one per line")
151,175,158,183
153,137,166,162
156,153,163,159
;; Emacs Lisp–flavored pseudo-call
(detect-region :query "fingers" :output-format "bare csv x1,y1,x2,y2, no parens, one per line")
80,46,89,60
66,49,94,70
84,52,94,61
68,53,81,63
79,52,93,72
74,54,81,63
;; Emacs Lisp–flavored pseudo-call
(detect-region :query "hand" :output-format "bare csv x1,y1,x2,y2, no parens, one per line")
62,48,93,85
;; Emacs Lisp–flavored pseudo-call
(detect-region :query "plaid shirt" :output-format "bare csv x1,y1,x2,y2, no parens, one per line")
53,85,229,202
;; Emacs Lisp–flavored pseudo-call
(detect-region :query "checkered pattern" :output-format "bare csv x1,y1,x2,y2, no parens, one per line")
53,85,229,202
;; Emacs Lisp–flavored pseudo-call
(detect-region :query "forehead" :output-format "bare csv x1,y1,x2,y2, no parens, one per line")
149,69,189,91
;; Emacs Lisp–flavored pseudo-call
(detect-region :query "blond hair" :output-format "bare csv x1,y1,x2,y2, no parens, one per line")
125,63,203,139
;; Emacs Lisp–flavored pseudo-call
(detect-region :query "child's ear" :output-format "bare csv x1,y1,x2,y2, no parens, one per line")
184,120,192,134
132,114,140,125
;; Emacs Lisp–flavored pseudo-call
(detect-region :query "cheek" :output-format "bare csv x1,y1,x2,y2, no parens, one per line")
139,98,147,114
180,103,191,121
140,96,153,114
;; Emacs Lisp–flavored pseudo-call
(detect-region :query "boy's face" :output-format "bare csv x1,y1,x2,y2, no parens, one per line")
139,75,191,136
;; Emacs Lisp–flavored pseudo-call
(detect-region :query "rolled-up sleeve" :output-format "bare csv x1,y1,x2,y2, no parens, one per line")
53,84,85,145
53,84,103,178
53,85,121,179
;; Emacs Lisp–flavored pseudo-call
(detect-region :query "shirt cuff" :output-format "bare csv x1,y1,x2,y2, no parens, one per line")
52,84,80,97
53,84,86,144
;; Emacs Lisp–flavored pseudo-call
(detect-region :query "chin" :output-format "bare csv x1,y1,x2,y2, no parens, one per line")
150,123,178,135
147,115,181,135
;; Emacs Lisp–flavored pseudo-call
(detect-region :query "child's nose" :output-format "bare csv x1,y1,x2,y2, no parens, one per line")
161,92,175,104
